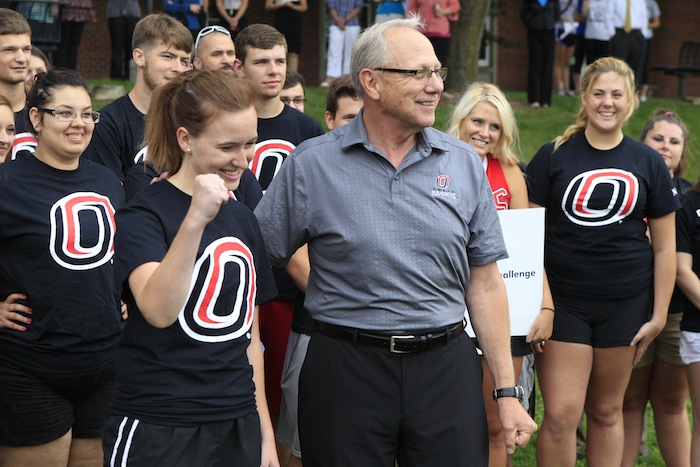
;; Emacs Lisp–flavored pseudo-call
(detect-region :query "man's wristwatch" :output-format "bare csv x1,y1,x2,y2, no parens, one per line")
493,386,525,402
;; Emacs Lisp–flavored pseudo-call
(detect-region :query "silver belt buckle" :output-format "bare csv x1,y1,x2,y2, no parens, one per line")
389,335,415,353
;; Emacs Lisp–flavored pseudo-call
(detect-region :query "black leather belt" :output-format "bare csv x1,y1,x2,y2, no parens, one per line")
315,321,464,354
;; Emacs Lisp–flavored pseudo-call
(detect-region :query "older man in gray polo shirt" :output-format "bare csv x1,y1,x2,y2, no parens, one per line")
255,16,537,467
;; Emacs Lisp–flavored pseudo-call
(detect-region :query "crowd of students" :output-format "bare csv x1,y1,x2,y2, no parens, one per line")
0,6,698,467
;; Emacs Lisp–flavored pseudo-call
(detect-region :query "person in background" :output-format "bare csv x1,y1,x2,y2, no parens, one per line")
448,81,554,467
568,0,585,95
676,137,700,467
520,0,560,108
280,70,307,112
374,0,405,23
553,0,578,97
215,0,248,39
324,73,362,130
528,56,679,465
255,17,537,467
233,25,324,453
102,70,279,467
639,0,660,102
24,46,50,95
0,69,124,467
265,0,307,72
610,0,648,90
320,0,363,88
193,25,236,74
107,0,141,79
622,109,692,467
582,0,613,65
275,73,362,467
0,9,32,134
407,0,459,72
54,0,96,70
164,0,206,41
83,13,192,183
0,95,15,162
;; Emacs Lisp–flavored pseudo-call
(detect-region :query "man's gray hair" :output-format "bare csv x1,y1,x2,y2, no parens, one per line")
350,15,424,97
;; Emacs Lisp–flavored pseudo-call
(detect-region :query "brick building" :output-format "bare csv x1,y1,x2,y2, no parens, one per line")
53,0,700,98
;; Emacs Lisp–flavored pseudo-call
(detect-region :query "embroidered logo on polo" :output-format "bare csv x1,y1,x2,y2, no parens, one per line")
49,192,117,270
251,139,295,192
432,174,456,199
178,237,257,343
562,169,639,226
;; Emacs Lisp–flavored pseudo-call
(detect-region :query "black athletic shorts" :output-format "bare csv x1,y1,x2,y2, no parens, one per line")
103,411,261,467
550,289,652,347
0,361,115,447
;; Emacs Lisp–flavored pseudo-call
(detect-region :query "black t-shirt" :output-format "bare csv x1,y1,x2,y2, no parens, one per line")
111,181,277,425
253,105,324,301
0,155,125,376
82,95,145,182
253,105,324,193
527,133,680,298
124,161,263,210
669,176,693,314
677,189,700,331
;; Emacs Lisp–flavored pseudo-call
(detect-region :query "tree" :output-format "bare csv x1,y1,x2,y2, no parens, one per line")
447,0,493,93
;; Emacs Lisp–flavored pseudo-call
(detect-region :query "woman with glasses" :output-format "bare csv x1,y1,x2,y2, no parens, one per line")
103,70,278,467
0,69,125,465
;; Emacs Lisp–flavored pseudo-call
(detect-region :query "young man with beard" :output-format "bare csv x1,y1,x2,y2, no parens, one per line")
0,9,35,161
0,9,32,134
82,13,192,182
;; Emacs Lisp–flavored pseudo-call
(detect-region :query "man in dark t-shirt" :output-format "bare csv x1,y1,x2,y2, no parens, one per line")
234,24,324,432
82,14,192,182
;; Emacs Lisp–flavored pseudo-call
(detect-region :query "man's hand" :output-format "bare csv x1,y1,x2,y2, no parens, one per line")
497,397,538,454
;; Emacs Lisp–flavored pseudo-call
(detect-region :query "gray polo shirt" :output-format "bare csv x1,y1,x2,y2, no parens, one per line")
254,112,507,331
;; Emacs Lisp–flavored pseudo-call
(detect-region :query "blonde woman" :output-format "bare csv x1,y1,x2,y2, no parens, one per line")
448,82,553,467
527,57,679,465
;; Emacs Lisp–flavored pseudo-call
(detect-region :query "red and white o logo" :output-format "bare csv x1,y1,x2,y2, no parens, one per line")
562,169,639,226
178,237,257,343
251,139,295,192
49,192,117,270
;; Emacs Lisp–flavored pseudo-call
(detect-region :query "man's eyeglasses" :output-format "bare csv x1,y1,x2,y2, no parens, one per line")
373,67,448,82
38,108,101,124
195,25,232,55
281,97,307,105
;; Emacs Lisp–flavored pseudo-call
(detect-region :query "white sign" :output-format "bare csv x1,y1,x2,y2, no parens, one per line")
465,208,545,338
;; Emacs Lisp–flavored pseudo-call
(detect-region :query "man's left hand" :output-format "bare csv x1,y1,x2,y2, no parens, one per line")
497,397,538,454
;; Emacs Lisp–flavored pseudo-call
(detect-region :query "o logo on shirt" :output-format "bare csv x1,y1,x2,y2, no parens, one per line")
435,174,450,189
49,192,117,270
562,169,639,226
251,139,295,192
178,237,257,343
133,146,148,164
